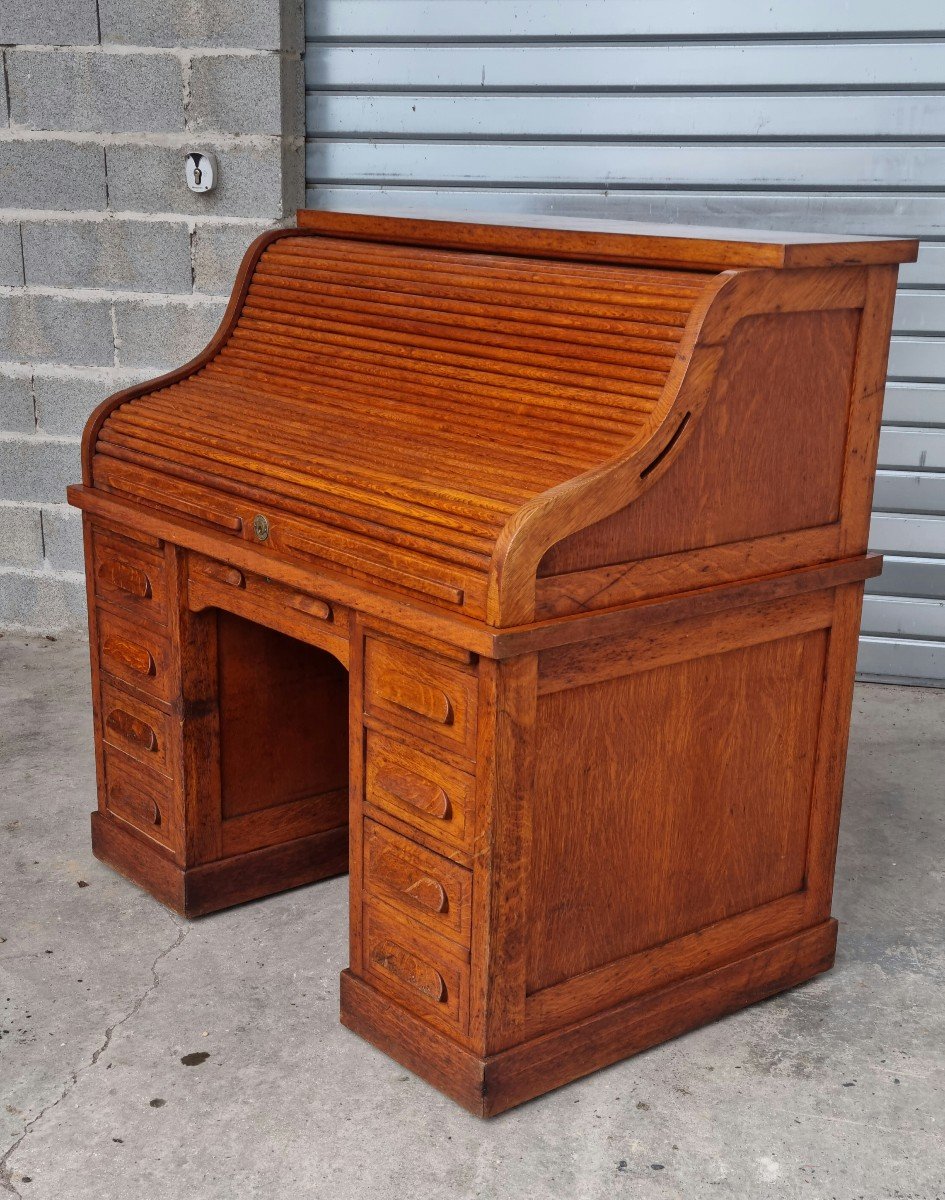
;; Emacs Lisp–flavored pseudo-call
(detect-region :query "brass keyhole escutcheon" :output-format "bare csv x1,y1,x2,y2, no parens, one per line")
252,514,270,542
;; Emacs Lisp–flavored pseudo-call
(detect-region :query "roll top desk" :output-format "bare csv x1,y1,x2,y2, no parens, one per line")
68,211,916,1115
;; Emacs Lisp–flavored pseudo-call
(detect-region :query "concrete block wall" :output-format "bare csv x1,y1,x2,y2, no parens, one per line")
0,0,304,631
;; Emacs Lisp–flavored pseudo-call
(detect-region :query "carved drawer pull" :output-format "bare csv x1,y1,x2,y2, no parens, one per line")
201,561,245,588
110,785,161,827
106,708,157,752
374,845,449,915
98,557,152,599
103,636,155,677
376,767,451,820
376,669,453,726
370,941,446,1004
288,593,331,621
404,875,448,914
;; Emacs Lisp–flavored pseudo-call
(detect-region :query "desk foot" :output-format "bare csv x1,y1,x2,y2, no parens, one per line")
92,811,348,917
340,919,837,1116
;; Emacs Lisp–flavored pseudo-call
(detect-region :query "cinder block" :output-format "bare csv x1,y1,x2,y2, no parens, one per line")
0,571,87,632
193,222,267,294
41,507,84,574
0,0,98,46
113,299,226,369
0,225,24,287
106,141,293,218
189,52,287,136
0,436,81,505
98,0,299,52
0,506,44,569
0,142,106,211
33,372,147,438
0,374,34,435
7,49,184,135
0,295,114,368
22,219,192,294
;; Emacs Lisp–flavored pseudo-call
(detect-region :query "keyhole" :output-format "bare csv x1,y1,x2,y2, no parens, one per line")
193,165,202,185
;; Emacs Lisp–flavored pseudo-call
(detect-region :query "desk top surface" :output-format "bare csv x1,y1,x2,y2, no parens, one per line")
298,208,919,273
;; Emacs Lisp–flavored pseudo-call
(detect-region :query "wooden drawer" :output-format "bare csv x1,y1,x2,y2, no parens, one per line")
96,608,175,704
364,637,478,760
364,731,475,855
362,903,469,1035
363,820,472,946
91,526,168,626
103,748,177,851
188,551,349,658
100,680,174,776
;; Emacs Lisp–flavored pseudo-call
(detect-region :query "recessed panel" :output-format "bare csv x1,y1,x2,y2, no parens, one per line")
527,628,829,994
217,613,348,821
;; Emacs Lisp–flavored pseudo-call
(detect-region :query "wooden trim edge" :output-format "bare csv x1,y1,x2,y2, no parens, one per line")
92,811,348,917
340,920,837,1117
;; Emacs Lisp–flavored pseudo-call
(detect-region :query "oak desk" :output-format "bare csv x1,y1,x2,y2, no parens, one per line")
68,211,915,1116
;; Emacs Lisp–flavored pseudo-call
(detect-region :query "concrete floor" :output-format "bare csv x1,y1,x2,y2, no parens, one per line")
0,633,942,1200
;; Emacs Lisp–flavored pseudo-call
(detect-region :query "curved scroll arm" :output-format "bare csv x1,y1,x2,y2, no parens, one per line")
486,262,871,626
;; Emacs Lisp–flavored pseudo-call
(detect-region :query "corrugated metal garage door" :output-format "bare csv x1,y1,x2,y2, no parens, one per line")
304,1,945,685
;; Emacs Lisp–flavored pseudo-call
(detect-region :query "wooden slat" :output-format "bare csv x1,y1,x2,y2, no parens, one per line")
95,232,709,616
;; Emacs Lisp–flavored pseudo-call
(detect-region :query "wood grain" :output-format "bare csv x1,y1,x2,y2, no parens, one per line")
298,209,917,271
71,211,905,1115
529,619,829,992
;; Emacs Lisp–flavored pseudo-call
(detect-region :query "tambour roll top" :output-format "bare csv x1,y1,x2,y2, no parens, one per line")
81,210,918,626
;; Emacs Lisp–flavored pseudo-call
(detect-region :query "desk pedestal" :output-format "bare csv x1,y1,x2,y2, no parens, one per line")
79,506,868,1114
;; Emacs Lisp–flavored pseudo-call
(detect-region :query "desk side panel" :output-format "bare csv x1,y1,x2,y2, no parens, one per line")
536,265,897,616
523,581,863,1039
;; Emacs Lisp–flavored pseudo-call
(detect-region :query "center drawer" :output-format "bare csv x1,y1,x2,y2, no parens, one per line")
363,819,472,945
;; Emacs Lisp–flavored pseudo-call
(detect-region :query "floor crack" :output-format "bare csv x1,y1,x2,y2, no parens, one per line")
0,917,189,1196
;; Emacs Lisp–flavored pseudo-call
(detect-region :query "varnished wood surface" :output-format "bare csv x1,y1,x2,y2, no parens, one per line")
341,919,838,1117
71,212,905,1116
541,307,859,575
67,485,882,660
92,811,348,918
529,620,828,992
88,232,713,619
299,209,918,271
78,213,913,628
